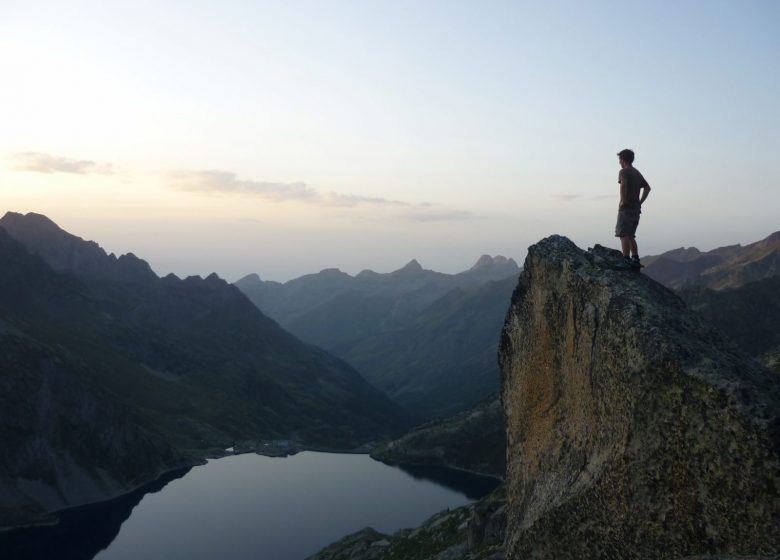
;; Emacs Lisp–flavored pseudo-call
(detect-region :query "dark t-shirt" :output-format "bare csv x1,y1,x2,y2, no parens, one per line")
618,166,649,212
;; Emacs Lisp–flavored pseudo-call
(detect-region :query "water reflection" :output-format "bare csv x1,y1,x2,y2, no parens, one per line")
388,462,500,500
0,467,191,560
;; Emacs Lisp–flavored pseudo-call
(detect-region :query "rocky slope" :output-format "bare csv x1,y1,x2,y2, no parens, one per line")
305,486,507,560
499,236,780,559
0,212,408,528
643,231,779,289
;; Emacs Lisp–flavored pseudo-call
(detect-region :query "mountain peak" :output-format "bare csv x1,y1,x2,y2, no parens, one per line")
398,259,423,272
317,267,350,279
1,211,62,233
469,254,517,270
471,254,495,269
0,211,156,283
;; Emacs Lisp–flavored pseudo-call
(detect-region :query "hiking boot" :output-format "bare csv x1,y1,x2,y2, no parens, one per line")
631,256,642,268
615,257,633,270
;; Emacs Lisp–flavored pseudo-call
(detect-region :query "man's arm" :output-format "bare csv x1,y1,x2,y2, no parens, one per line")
640,181,651,204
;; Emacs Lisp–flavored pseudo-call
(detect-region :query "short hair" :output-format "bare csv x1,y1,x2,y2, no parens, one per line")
617,149,635,164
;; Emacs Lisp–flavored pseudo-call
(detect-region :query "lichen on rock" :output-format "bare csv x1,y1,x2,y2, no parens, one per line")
499,236,780,559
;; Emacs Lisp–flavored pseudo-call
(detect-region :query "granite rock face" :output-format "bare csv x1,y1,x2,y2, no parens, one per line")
498,236,780,559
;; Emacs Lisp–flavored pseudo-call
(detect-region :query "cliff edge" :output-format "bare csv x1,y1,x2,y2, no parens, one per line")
499,236,779,559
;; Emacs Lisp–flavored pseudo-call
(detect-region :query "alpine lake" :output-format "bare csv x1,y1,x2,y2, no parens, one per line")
2,451,500,560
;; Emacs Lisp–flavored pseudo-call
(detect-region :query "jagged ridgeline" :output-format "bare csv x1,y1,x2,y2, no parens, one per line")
0,212,409,529
499,236,780,559
643,231,780,290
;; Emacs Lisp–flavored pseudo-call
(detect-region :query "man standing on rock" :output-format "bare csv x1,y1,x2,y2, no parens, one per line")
615,148,651,268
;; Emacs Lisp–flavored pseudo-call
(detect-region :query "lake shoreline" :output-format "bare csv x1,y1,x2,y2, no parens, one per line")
2,443,499,536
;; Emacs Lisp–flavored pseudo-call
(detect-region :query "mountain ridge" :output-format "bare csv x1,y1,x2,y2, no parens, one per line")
643,230,779,289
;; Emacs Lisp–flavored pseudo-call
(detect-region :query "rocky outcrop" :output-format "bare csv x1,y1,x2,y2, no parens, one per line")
305,487,506,560
499,236,780,559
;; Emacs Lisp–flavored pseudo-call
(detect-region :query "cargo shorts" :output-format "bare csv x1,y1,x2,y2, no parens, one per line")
615,208,640,238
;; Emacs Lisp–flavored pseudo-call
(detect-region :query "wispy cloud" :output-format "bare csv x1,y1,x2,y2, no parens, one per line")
169,170,317,202
170,170,410,208
556,194,582,201
171,169,479,221
10,152,113,175
321,192,409,208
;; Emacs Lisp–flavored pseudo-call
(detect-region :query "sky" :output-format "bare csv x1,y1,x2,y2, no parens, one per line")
1,0,778,282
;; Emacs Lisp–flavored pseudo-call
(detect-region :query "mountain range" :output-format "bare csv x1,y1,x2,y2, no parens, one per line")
643,231,780,289
0,212,408,528
236,254,520,419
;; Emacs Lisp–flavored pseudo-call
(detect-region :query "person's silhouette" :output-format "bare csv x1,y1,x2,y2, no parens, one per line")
615,148,651,268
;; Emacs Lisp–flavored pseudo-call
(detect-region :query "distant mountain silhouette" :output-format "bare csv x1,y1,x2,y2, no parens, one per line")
235,255,520,420
643,231,780,289
0,212,408,529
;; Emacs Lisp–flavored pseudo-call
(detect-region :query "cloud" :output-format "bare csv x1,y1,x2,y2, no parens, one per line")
322,192,410,208
556,194,582,201
169,170,318,202
10,152,112,174
170,169,479,221
169,170,411,208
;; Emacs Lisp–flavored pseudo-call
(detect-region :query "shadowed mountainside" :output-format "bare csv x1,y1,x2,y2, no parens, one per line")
344,276,517,419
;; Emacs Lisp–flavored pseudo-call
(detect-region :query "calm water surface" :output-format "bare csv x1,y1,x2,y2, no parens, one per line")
3,451,499,560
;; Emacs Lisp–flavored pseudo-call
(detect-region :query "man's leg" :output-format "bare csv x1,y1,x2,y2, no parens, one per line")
620,237,631,257
630,238,638,257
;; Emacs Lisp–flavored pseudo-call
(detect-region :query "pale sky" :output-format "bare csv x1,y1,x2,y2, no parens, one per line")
1,0,778,281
